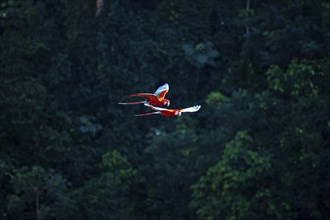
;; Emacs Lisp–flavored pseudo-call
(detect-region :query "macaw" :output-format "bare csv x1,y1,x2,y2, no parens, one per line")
135,103,201,117
118,83,170,107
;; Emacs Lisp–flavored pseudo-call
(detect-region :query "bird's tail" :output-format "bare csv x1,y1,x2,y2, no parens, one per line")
118,101,146,105
134,112,160,117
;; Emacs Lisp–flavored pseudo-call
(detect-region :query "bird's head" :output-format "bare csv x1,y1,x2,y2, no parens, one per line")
163,99,170,107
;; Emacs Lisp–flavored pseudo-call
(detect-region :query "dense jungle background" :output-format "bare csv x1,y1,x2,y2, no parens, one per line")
1,0,330,219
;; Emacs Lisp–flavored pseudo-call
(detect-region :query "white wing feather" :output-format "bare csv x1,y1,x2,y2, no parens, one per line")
144,103,168,111
145,103,201,113
154,83,169,96
180,105,201,113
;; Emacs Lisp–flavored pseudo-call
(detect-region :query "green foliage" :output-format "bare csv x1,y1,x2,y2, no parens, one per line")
266,60,321,97
7,166,71,220
191,131,272,220
182,41,220,67
141,125,199,220
102,150,143,190
206,91,229,105
0,0,329,219
72,150,143,220
261,60,330,219
160,0,182,23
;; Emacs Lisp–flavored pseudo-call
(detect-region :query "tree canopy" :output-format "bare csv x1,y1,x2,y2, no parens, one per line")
1,0,329,219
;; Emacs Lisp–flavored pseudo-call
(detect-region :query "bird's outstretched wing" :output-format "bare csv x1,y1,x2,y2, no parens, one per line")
145,103,201,113
144,103,171,112
179,105,201,113
154,83,169,100
130,93,160,103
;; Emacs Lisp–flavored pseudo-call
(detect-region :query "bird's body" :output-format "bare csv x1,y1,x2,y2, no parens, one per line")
119,83,170,107
135,104,201,117
129,93,168,107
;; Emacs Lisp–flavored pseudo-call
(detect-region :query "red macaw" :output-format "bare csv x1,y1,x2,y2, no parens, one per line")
135,103,201,117
119,83,170,107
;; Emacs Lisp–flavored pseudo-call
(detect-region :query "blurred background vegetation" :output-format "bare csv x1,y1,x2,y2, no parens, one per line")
0,0,329,219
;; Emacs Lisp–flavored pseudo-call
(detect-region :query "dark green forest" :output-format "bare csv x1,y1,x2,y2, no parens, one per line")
1,0,330,219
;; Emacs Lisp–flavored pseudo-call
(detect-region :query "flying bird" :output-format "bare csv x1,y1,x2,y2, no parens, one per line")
119,83,170,107
135,103,201,117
